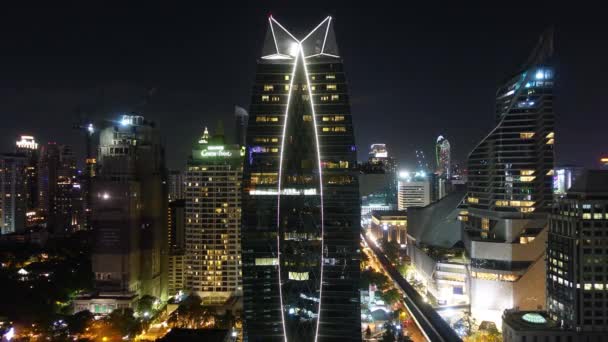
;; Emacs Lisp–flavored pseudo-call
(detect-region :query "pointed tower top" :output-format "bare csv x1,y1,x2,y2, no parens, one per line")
199,126,209,145
522,27,554,70
260,16,340,60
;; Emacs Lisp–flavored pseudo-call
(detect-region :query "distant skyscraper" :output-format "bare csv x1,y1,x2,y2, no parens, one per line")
547,170,608,332
81,114,168,313
435,135,451,179
234,105,249,147
241,16,361,341
168,169,185,202
185,126,243,303
397,171,431,210
463,30,555,323
0,153,27,234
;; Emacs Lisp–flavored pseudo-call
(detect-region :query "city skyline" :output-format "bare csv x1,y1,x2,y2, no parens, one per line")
0,4,606,171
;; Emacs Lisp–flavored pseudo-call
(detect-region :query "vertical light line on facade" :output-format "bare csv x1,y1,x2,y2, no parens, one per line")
300,46,325,342
276,43,300,342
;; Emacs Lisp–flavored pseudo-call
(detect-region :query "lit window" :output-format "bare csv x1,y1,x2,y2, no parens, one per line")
288,271,309,281
325,74,335,80
311,86,316,91
284,85,289,91
520,176,536,182
546,138,554,145
303,115,312,122
546,132,555,139
271,96,280,102
261,95,269,102
521,170,535,176
255,258,278,266
326,84,337,90
495,200,509,207
481,218,490,230
320,95,329,101
520,132,535,139
284,75,290,81
467,197,479,204
263,85,274,91
331,94,340,101
546,169,554,176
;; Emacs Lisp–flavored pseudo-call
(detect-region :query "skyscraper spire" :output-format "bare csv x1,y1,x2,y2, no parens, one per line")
199,126,209,145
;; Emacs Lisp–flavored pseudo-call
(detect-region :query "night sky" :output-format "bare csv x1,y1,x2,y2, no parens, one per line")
0,3,606,170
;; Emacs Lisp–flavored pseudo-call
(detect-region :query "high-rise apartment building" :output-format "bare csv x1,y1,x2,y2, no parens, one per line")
398,171,431,210
185,127,243,303
547,170,608,330
463,30,555,324
0,153,27,234
79,114,168,313
241,16,361,341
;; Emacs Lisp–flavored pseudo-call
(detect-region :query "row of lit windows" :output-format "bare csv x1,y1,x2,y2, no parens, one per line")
321,126,347,132
320,94,340,101
252,137,279,143
261,95,280,102
471,271,519,282
255,116,279,122
495,200,535,207
263,84,337,91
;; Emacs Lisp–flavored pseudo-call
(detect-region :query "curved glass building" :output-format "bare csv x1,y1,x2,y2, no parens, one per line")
241,16,361,341
462,30,555,324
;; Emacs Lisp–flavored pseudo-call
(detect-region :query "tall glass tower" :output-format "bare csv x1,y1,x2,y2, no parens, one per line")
241,16,361,341
462,30,555,323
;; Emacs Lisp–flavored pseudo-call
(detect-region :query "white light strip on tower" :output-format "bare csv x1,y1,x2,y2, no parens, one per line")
301,16,330,43
276,42,300,342
271,17,299,42
320,16,332,54
269,16,280,55
300,45,325,342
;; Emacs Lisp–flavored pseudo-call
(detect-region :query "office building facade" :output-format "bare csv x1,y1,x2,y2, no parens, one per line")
185,127,243,303
463,30,555,324
241,16,361,341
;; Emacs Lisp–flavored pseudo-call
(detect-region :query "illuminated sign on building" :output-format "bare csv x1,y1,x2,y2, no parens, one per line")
16,135,38,150
201,145,233,158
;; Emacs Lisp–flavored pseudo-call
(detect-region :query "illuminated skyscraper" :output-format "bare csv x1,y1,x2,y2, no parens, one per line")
435,135,451,179
185,126,243,303
15,135,39,214
463,30,555,324
241,16,361,341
